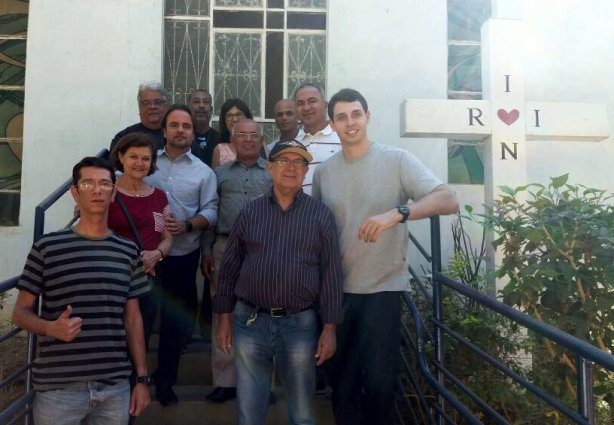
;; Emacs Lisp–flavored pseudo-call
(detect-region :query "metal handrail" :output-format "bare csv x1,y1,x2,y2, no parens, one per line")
435,273,614,370
399,216,613,424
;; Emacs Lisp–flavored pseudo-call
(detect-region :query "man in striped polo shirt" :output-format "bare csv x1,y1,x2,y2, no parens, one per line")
12,157,151,425
294,83,342,195
214,140,343,425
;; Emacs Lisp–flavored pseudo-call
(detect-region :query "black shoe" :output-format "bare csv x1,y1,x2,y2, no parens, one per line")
206,386,236,403
156,385,178,406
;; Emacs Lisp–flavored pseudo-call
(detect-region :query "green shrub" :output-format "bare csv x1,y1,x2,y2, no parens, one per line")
481,174,614,420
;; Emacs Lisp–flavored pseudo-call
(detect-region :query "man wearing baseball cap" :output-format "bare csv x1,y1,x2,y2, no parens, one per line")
213,140,343,425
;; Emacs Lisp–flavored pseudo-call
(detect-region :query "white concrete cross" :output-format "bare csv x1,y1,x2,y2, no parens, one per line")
400,1,609,286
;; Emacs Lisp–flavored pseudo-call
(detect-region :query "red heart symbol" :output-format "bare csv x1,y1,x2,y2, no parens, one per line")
497,109,519,126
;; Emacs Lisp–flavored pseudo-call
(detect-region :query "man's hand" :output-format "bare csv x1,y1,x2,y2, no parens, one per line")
140,250,159,275
129,383,151,416
48,305,82,342
315,324,336,366
165,214,187,236
216,313,233,355
201,255,215,280
358,208,401,243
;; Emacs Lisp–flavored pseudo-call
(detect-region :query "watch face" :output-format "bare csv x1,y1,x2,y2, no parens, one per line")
137,376,152,385
398,205,409,222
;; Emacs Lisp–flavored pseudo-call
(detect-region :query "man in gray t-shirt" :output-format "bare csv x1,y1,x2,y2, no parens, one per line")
312,88,459,425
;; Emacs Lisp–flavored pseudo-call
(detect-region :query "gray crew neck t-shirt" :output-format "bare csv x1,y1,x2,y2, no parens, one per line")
312,142,441,293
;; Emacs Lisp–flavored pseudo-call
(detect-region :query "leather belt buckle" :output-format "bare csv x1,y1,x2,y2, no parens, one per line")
270,307,287,318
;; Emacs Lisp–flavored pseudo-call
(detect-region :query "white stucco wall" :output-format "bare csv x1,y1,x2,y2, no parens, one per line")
523,0,614,192
0,0,164,286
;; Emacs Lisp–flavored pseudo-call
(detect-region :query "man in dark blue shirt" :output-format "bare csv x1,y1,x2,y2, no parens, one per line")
213,140,343,425
110,82,167,152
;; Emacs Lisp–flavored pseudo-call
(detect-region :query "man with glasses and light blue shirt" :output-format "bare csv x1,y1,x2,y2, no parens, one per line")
214,140,343,425
12,156,151,425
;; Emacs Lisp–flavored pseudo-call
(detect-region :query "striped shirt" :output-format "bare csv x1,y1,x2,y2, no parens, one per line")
213,189,343,324
16,228,149,390
299,124,341,195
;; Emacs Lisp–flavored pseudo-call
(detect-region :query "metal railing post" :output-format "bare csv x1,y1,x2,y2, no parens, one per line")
577,356,595,424
430,216,445,424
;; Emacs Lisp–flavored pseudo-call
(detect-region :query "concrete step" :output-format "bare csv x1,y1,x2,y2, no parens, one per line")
135,385,334,425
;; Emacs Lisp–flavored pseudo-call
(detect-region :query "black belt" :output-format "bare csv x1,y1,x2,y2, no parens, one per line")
239,299,312,318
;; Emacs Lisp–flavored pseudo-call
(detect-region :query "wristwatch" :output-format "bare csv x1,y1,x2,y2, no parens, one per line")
185,220,193,233
397,205,410,223
136,375,153,386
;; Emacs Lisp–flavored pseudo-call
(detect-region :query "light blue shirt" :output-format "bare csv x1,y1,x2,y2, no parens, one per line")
145,148,218,256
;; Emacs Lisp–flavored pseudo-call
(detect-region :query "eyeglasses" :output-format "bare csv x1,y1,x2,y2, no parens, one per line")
139,99,166,108
235,132,261,140
76,180,115,192
272,158,307,167
225,112,245,120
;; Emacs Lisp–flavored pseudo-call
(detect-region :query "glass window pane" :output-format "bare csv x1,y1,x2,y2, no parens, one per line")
0,13,28,35
287,33,325,98
266,11,284,29
214,0,263,7
213,10,263,28
287,12,325,30
265,32,283,119
267,0,283,8
165,0,211,16
164,20,211,104
288,0,326,9
0,6,26,227
448,140,484,184
0,39,26,86
0,192,20,226
447,0,491,41
214,33,262,116
448,44,481,93
261,121,279,143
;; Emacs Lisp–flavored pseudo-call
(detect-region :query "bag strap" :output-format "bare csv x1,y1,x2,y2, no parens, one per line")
115,195,145,251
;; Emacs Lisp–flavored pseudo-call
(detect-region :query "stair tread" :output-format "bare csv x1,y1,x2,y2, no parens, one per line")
136,385,334,425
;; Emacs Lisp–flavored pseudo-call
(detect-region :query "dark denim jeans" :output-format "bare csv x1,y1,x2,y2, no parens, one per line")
233,300,317,425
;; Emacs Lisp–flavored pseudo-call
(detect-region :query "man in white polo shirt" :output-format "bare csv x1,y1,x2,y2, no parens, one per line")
294,83,341,195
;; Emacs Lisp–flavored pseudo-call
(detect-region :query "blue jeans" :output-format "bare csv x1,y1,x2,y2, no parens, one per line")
33,380,130,425
233,301,317,425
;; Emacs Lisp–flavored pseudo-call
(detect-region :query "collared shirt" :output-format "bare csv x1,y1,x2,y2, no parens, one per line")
145,148,218,256
201,158,272,254
213,189,343,324
267,127,306,153
300,124,341,195
191,127,221,166
215,158,272,235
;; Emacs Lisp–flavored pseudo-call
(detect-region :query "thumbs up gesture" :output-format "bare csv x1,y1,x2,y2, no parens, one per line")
49,305,83,342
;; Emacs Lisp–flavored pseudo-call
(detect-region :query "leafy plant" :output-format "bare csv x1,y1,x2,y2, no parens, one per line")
481,174,614,419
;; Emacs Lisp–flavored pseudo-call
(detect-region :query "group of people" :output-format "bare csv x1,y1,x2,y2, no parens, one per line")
12,81,459,425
